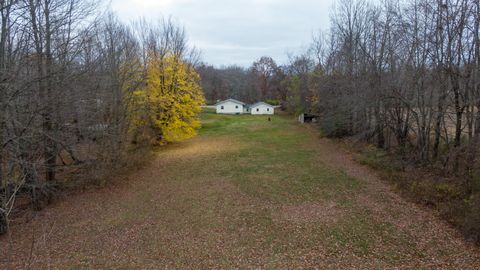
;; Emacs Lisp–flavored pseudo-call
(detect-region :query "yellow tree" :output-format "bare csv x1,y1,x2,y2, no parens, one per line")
132,54,204,144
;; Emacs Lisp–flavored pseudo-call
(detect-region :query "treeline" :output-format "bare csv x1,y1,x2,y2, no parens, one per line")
311,0,479,164
291,0,479,184
198,56,286,104
0,1,203,236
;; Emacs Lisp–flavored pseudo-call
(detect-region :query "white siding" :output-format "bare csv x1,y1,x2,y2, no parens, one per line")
251,104,274,115
216,101,244,114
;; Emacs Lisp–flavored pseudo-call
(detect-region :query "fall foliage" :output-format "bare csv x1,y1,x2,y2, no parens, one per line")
132,53,204,144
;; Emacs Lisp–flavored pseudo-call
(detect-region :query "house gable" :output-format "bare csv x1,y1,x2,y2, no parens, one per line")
250,102,273,109
215,98,245,106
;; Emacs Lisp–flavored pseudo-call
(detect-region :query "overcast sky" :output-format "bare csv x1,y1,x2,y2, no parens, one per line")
110,0,333,67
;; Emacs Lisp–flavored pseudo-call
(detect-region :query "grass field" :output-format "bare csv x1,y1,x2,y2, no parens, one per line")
1,110,479,268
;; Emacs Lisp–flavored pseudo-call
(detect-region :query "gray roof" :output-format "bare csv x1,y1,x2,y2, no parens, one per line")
216,98,246,106
250,102,274,108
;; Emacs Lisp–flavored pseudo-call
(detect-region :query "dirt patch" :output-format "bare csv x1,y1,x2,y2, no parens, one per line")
158,136,243,162
272,201,343,224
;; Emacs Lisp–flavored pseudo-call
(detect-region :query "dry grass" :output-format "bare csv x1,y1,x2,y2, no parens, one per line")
0,111,479,269
271,201,343,224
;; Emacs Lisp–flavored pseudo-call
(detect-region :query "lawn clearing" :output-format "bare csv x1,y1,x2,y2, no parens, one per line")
1,110,479,269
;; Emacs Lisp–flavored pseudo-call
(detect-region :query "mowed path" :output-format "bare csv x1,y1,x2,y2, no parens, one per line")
1,112,480,269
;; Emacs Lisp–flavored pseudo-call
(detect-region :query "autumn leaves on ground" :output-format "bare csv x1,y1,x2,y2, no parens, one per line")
2,111,480,269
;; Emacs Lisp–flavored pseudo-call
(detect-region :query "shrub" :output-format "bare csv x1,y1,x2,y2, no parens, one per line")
320,110,352,138
464,194,480,243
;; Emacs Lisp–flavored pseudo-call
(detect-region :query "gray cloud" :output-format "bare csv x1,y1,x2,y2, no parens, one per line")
111,0,333,67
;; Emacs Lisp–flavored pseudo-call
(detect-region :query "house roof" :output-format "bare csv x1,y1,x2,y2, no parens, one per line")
250,102,274,108
216,98,246,106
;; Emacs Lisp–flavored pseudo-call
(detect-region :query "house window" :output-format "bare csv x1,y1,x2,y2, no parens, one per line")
235,105,238,109
267,108,270,111
256,108,259,112
221,106,224,110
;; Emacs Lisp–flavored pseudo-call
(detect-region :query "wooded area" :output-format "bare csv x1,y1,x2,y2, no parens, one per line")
0,0,203,246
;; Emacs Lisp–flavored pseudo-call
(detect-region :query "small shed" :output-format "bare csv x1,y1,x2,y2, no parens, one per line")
298,113,319,123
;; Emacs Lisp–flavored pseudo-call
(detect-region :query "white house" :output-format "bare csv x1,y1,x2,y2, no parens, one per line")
216,99,246,114
250,102,274,115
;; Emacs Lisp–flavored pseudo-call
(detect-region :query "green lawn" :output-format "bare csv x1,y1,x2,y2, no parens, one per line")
201,110,361,203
